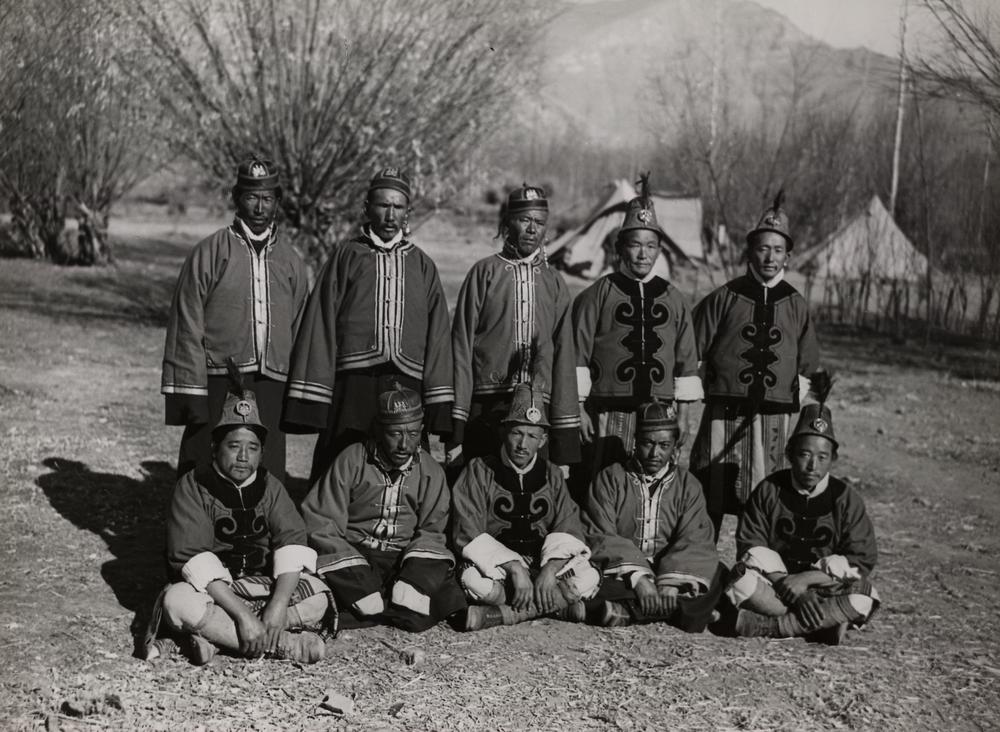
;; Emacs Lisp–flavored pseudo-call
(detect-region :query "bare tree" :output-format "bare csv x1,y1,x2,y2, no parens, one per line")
0,0,161,264
913,0,1000,143
130,0,545,265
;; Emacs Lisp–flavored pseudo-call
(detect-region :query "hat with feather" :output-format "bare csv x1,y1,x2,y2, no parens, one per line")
502,382,550,428
619,172,669,244
747,188,793,249
496,182,549,240
788,370,837,449
213,358,268,441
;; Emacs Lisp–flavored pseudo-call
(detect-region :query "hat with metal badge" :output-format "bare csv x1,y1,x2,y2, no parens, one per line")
235,157,280,191
505,183,549,214
213,358,268,441
502,382,550,428
369,167,412,201
747,188,793,249
619,172,669,244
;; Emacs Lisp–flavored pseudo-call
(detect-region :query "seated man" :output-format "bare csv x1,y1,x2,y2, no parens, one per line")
727,391,879,644
301,385,466,632
451,383,601,631
154,376,334,665
583,400,725,630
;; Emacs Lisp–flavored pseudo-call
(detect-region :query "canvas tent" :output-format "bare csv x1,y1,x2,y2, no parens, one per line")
797,195,930,327
548,180,703,280
797,195,928,282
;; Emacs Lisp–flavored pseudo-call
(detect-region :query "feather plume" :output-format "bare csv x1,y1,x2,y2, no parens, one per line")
772,188,785,212
636,171,652,204
809,368,834,407
225,357,245,399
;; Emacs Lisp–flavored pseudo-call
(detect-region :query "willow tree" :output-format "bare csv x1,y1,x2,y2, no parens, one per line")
133,0,546,265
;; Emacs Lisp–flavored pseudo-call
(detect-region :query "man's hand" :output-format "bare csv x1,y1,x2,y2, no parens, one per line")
504,561,533,611
579,406,594,444
534,562,563,614
793,590,824,629
260,601,289,652
236,613,267,657
633,575,660,616
772,572,815,606
656,585,679,617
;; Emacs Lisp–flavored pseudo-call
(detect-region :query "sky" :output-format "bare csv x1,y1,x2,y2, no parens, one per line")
752,0,943,58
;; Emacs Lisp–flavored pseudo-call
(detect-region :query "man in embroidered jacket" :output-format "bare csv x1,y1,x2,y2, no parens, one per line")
690,192,820,538
301,385,465,632
155,387,333,665
583,400,725,630
727,401,879,644
162,158,309,483
284,168,455,481
449,184,580,472
451,383,600,630
572,181,703,489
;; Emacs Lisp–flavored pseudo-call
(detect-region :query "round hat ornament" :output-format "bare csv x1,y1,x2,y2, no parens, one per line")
525,407,542,424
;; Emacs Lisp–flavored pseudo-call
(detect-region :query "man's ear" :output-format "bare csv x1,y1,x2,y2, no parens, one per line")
538,431,549,449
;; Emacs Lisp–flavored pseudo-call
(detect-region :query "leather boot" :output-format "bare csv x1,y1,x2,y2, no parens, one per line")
272,631,326,663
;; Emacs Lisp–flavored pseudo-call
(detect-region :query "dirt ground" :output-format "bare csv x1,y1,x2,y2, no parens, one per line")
0,215,998,731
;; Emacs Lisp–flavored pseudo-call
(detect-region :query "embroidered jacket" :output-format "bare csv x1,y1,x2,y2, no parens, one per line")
161,222,309,420
301,442,454,576
583,462,718,593
451,250,580,457
166,466,316,592
737,469,877,576
693,272,819,414
451,453,591,572
284,232,455,431
572,272,702,408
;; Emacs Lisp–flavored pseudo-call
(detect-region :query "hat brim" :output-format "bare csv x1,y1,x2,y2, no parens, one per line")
502,417,550,429
619,223,669,243
787,431,838,449
235,176,280,191
369,181,411,200
378,410,424,426
746,227,794,249
212,423,268,442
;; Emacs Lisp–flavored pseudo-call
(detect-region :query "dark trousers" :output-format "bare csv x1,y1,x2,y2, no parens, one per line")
589,562,729,633
323,545,466,633
176,374,286,483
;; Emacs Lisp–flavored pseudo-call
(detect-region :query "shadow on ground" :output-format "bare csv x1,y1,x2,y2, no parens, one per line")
36,457,175,655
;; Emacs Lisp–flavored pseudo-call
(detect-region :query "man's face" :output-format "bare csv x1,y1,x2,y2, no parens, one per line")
233,188,279,234
503,424,547,468
620,229,660,279
365,188,409,240
213,426,263,483
505,209,548,258
376,417,423,468
787,435,836,491
633,428,677,475
747,231,789,280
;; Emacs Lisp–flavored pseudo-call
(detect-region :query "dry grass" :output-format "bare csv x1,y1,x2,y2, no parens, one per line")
0,214,998,730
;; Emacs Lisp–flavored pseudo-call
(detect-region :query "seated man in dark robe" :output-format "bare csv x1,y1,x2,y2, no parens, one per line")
727,391,879,645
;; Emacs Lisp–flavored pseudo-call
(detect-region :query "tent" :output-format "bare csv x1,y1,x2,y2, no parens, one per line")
797,195,928,283
548,180,703,280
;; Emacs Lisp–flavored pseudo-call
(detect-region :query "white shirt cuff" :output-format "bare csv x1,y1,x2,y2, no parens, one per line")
272,544,317,577
576,367,592,401
181,551,233,593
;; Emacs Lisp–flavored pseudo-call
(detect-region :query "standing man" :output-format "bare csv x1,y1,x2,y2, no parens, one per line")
450,184,579,472
162,158,308,483
283,168,454,482
301,385,465,633
572,177,702,488
690,191,820,539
